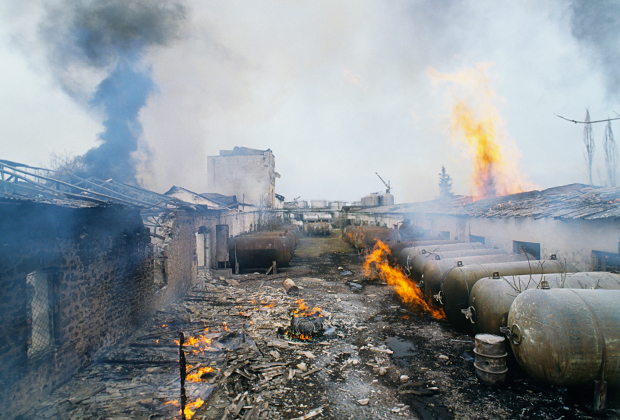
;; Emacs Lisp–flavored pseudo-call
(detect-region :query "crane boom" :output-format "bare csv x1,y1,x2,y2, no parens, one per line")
375,172,391,194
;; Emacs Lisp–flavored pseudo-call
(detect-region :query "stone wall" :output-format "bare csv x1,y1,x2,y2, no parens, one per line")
0,200,153,417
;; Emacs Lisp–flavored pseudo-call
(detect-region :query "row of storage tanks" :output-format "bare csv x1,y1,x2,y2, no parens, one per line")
228,226,301,270
343,225,620,390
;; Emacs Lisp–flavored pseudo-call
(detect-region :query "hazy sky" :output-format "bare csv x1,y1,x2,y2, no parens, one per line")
1,1,619,203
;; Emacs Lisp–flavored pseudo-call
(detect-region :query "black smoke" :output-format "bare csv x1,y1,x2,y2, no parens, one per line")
570,0,620,100
41,0,186,184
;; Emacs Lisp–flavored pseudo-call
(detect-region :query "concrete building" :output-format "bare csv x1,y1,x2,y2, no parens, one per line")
207,147,278,208
347,184,620,271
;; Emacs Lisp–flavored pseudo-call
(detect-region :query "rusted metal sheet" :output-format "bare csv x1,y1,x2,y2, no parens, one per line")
396,242,488,268
439,260,577,331
421,253,531,307
468,272,620,336
407,248,506,281
507,289,620,386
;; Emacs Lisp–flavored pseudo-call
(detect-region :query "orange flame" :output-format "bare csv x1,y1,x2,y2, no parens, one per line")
164,398,205,418
291,299,322,318
186,366,215,382
174,328,212,354
363,240,445,319
428,63,534,200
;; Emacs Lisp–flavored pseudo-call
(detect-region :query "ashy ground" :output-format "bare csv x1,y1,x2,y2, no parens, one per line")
21,230,620,420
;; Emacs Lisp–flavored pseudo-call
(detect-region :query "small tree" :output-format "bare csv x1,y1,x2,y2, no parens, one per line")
583,109,595,185
438,165,454,198
604,120,618,187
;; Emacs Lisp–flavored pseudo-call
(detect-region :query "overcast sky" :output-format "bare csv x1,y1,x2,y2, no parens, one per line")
1,1,619,203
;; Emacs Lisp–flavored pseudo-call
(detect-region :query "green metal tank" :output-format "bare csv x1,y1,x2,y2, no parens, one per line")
439,260,575,331
407,248,505,281
467,272,620,336
507,289,620,386
421,253,530,306
396,242,487,269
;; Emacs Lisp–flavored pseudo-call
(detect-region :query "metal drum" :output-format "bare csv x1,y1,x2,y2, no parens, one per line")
396,242,488,269
440,260,576,332
468,272,620,336
422,254,530,307
506,289,620,386
474,334,508,385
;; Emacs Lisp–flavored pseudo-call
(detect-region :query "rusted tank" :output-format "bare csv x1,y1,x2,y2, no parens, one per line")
440,259,576,331
348,226,400,249
408,248,505,281
304,221,332,236
396,242,488,269
506,289,620,386
229,230,296,269
467,272,620,336
421,253,530,306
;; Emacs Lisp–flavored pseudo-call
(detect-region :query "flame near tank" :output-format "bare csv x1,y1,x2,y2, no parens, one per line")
428,63,533,200
363,240,445,319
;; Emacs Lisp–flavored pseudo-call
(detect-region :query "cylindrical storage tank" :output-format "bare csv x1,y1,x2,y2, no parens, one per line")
440,260,576,331
408,248,506,281
297,200,308,208
317,213,332,221
507,289,620,385
474,334,508,385
302,213,320,222
468,272,620,336
304,221,332,236
396,242,488,268
389,240,458,260
311,200,327,208
229,235,294,269
422,254,530,306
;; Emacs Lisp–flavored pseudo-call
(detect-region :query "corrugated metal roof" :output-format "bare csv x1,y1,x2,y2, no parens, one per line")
353,184,620,220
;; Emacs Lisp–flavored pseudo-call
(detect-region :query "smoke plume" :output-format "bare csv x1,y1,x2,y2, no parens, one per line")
570,0,620,100
40,0,186,183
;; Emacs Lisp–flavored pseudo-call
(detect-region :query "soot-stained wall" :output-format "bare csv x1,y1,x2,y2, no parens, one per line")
0,200,153,417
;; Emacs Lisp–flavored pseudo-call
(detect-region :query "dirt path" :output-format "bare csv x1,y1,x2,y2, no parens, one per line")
22,231,619,420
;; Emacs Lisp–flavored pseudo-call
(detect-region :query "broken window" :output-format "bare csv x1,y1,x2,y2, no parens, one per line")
513,240,540,260
592,250,620,272
469,234,485,245
26,270,53,361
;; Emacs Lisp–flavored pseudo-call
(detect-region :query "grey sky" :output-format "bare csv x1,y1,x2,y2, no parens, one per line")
0,1,618,203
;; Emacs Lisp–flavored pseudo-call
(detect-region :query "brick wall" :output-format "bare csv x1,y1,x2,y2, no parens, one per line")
0,201,153,417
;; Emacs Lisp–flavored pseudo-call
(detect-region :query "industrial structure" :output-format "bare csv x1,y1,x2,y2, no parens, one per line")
207,147,278,209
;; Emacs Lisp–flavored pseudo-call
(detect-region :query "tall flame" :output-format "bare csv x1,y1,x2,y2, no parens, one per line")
428,63,533,200
363,240,445,319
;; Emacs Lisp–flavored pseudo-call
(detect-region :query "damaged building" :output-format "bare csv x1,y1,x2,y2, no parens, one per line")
0,160,260,416
347,183,620,271
207,147,279,209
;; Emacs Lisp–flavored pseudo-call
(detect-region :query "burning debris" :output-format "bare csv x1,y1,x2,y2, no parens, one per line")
285,299,325,341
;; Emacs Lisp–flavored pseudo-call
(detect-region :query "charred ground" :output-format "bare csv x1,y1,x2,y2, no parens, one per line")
21,230,620,420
